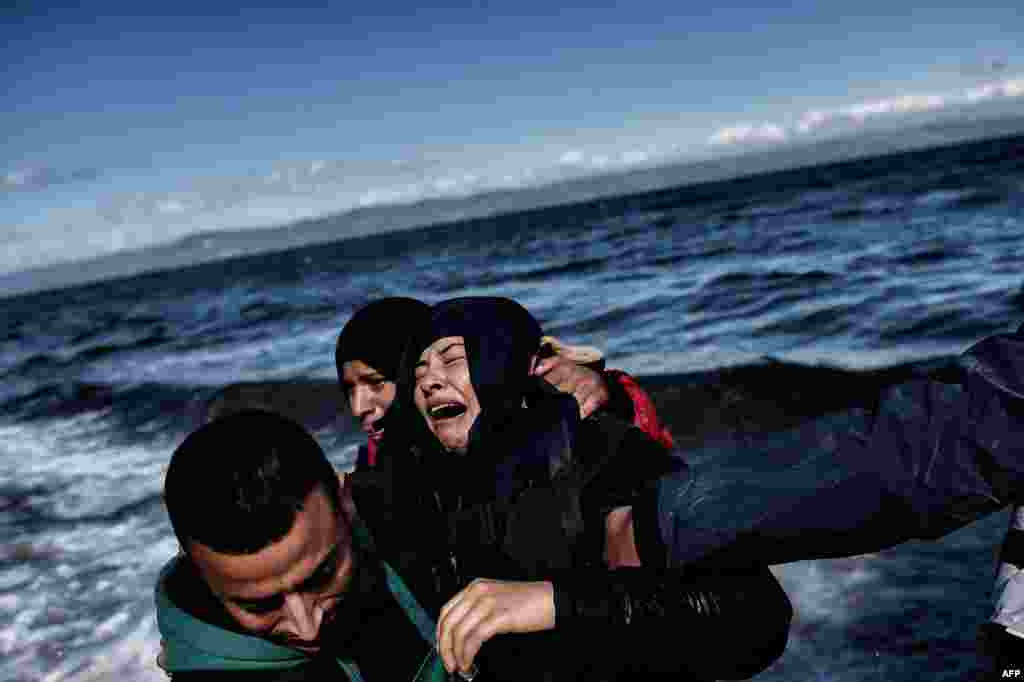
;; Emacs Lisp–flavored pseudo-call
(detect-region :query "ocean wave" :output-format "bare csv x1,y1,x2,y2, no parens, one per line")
72,333,171,363
0,381,203,426
752,303,859,337
829,204,904,222
3,493,165,530
875,307,1001,343
948,188,1011,210
892,244,975,267
704,269,838,288
648,242,738,267
483,255,616,288
67,313,166,346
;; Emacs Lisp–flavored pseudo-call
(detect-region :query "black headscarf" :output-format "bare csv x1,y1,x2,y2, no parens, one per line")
335,297,430,382
407,296,543,414
396,297,579,504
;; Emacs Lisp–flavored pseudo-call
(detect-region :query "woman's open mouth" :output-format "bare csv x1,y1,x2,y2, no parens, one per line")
428,403,467,420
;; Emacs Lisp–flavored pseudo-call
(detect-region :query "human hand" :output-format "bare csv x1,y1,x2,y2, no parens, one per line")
604,506,642,568
533,355,610,418
436,578,555,676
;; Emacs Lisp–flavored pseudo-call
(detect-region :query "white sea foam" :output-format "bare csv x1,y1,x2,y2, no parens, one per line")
80,318,343,388
39,611,165,682
0,415,169,519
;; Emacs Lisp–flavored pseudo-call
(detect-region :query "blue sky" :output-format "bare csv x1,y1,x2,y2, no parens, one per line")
2,0,1023,276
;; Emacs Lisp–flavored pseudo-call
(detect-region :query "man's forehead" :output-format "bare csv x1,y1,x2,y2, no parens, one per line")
190,487,351,598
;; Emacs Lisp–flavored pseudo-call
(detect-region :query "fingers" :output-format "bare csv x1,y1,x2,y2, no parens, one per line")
532,356,559,376
539,357,586,393
534,358,574,389
537,360,609,417
578,392,599,419
437,580,500,675
574,372,609,418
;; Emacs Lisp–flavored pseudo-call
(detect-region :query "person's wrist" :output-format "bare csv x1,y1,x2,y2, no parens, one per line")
537,580,556,629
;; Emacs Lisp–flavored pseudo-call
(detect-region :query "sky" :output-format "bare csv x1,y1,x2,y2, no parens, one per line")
3,0,1024,277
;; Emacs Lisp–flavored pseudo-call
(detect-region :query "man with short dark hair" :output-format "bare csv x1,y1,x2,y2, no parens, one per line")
156,409,445,680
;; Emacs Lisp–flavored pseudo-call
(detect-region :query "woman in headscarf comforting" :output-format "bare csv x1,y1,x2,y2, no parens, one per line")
374,296,791,681
335,297,674,472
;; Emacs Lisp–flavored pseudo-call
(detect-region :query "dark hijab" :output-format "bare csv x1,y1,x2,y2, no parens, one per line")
396,297,579,503
335,297,431,382
407,296,543,413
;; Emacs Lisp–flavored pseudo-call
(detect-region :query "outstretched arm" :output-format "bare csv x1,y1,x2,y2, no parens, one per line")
435,425,792,679
551,425,790,679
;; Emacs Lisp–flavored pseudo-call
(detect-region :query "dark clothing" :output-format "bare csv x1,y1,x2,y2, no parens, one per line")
655,323,1024,570
980,621,1024,679
353,442,375,472
364,378,792,681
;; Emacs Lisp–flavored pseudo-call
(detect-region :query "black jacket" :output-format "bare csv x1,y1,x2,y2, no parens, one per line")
652,322,1024,573
357,379,792,681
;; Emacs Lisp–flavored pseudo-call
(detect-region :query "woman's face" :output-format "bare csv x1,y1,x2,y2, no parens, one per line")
413,336,481,454
340,360,396,444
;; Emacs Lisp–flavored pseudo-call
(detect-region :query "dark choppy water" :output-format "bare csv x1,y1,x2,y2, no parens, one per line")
2,134,1024,680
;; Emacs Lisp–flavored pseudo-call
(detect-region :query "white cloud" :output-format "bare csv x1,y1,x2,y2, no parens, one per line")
845,94,946,122
966,78,1024,102
796,78,1023,136
620,149,649,165
556,147,653,171
155,199,188,214
709,76,1023,149
559,150,585,165
708,123,787,147
797,110,830,134
432,177,458,192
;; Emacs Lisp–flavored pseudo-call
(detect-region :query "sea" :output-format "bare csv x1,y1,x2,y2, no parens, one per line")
2,133,1024,681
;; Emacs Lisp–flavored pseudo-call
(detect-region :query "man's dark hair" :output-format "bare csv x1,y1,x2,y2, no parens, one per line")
165,409,342,555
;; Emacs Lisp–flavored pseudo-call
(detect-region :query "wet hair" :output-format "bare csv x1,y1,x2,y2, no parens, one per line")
164,409,342,555
335,297,431,388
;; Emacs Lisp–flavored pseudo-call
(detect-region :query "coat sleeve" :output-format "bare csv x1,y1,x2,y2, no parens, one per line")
551,564,792,680
656,331,1024,570
548,425,792,679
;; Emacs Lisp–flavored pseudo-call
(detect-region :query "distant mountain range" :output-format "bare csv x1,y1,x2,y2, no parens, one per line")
4,108,1024,300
